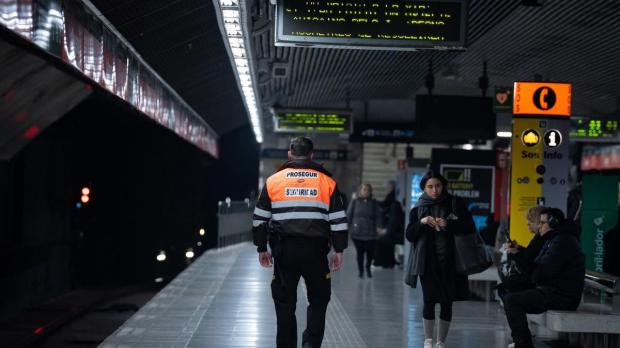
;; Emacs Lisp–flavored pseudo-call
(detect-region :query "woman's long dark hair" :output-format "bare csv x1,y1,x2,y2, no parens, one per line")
419,170,448,191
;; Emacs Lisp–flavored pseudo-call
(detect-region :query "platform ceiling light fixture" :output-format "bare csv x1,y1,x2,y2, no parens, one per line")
214,0,263,143
185,249,195,259
497,131,513,138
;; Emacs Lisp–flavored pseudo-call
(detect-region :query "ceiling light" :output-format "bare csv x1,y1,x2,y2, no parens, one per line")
462,144,474,150
185,249,195,259
220,0,238,6
216,0,263,143
222,10,239,18
224,23,241,32
224,18,240,25
497,131,512,138
232,48,245,58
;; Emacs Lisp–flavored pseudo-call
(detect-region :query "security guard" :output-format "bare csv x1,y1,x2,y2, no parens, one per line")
252,136,348,348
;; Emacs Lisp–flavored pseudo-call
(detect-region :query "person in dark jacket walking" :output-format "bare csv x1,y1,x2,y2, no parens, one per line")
375,182,403,268
347,183,383,278
252,137,348,348
503,207,585,348
405,170,476,348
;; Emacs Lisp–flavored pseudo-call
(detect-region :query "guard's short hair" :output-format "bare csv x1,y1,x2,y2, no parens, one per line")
290,137,313,157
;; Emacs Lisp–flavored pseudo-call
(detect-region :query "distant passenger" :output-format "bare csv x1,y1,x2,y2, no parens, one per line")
375,198,405,268
252,136,348,348
503,208,585,348
405,170,476,348
375,181,403,268
347,183,383,278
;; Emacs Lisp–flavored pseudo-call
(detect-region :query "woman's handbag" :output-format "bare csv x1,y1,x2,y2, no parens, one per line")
405,243,417,287
454,231,493,275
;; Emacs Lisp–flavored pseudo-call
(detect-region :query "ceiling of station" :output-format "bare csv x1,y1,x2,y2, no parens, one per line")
89,0,620,142
88,0,249,136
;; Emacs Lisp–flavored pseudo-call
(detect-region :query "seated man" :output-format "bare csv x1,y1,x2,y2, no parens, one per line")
503,208,585,348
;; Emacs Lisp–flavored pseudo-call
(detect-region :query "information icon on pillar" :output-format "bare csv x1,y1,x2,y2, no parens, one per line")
543,129,562,148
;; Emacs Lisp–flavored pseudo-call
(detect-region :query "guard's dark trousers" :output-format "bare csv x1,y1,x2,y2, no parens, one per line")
271,237,331,348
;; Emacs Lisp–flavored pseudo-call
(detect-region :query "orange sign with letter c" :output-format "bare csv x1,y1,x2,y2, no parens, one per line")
513,82,571,117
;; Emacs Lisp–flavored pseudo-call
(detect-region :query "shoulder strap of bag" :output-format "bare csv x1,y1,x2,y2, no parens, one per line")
373,199,377,222
452,196,458,215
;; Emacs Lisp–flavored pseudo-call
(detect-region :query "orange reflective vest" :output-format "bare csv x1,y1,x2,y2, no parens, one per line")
252,161,348,252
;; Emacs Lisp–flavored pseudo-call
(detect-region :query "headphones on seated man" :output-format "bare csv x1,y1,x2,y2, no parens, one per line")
546,209,563,229
547,214,559,229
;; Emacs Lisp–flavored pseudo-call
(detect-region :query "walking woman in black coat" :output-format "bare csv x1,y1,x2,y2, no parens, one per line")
405,171,475,348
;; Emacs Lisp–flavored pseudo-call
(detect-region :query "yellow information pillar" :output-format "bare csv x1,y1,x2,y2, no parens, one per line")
509,82,571,246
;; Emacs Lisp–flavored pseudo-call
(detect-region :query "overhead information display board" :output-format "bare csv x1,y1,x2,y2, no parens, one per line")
275,0,467,50
272,109,353,133
570,115,619,141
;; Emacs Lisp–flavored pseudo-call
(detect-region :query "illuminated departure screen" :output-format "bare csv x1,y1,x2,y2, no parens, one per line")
273,109,353,133
275,0,467,50
570,116,619,141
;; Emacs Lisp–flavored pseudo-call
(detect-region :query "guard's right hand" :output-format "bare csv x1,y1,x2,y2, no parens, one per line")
259,251,273,268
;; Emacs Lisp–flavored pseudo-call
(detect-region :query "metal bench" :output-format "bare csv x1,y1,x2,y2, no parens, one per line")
468,266,499,301
584,270,620,314
527,271,620,348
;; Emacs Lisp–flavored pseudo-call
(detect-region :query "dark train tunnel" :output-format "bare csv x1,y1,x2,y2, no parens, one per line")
0,90,258,322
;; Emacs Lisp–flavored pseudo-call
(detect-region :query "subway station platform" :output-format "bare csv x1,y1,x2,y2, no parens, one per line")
97,243,533,348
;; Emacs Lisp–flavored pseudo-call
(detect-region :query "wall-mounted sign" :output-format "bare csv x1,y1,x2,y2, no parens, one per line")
513,82,572,117
494,86,513,112
272,109,353,133
581,175,618,272
510,118,570,246
543,129,562,148
522,129,540,147
440,164,495,231
350,122,415,143
275,0,468,50
581,145,620,171
570,115,620,141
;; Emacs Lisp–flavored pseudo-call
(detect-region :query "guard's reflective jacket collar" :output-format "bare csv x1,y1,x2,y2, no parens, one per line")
278,159,333,177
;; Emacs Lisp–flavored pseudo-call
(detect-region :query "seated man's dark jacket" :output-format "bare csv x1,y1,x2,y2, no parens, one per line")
531,227,585,310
